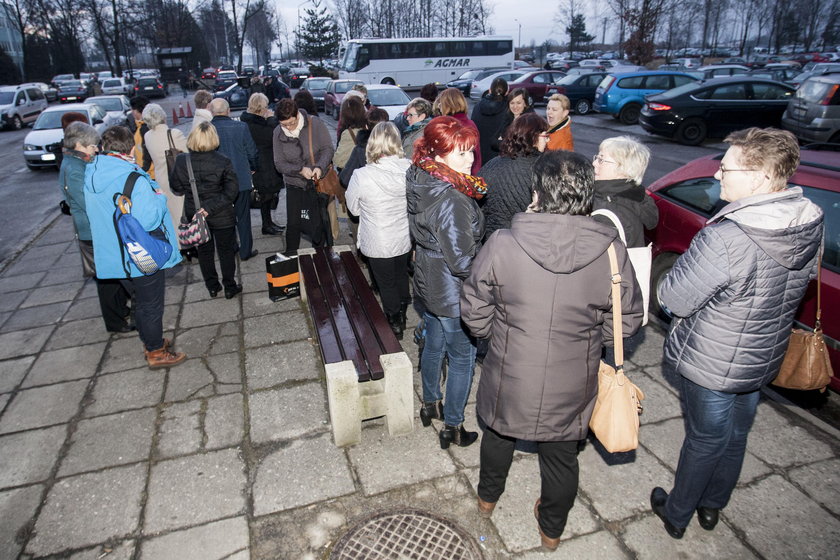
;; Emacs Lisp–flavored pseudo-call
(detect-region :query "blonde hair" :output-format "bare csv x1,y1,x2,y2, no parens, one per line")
548,93,571,111
187,121,220,152
366,122,404,164
247,92,269,115
194,89,213,109
599,136,651,184
433,88,468,116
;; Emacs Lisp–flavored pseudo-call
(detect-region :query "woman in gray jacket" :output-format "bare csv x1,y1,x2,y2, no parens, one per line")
462,150,642,550
650,128,824,540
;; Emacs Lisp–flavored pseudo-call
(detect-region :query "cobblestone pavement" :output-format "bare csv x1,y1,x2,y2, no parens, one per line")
1,210,839,560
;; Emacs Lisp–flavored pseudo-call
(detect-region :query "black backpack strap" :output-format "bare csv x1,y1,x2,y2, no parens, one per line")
113,171,145,278
122,171,143,200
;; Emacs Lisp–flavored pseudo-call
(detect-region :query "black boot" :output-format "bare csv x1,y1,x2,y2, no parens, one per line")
439,424,478,449
399,301,409,331
419,401,444,427
387,313,404,340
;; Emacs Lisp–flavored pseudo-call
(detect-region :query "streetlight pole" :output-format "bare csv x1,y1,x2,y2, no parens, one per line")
515,19,521,52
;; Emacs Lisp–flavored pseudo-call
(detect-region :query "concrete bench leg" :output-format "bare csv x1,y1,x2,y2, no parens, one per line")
381,352,414,437
325,361,362,447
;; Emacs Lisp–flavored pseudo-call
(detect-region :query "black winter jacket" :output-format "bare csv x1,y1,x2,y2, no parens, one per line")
591,178,658,248
407,165,485,318
240,112,283,195
491,106,536,154
661,188,823,393
471,94,507,164
169,151,239,229
479,154,539,239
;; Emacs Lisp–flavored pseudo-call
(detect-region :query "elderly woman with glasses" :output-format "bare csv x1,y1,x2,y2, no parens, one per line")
401,97,433,159
142,103,188,234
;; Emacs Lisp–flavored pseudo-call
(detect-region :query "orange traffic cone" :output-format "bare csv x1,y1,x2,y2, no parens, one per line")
172,108,180,126
178,104,185,118
186,102,193,118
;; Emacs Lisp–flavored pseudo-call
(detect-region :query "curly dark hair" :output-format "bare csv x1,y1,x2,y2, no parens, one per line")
532,151,594,216
500,113,548,159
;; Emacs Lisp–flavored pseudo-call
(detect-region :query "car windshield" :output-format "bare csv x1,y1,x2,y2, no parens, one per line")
456,69,483,80
335,81,361,93
0,92,14,104
61,81,82,89
367,88,411,107
556,74,582,85
34,110,84,130
307,78,331,88
103,80,121,87
89,98,122,111
138,78,157,86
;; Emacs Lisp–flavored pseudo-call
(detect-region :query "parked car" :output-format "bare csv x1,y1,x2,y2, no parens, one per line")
673,57,702,69
287,66,310,88
594,70,699,125
509,70,567,103
0,84,49,130
364,84,412,120
469,69,528,100
214,71,239,92
100,77,132,96
446,67,507,95
24,82,57,103
639,77,795,145
578,59,608,69
547,59,579,72
299,77,333,110
241,66,256,78
324,79,364,119
790,63,840,87
544,71,607,115
213,83,251,110
512,60,536,69
57,80,88,103
748,67,799,84
201,67,217,80
23,103,108,169
134,77,168,98
86,95,131,127
645,147,840,391
720,57,750,66
781,73,840,143
696,64,751,79
51,74,75,88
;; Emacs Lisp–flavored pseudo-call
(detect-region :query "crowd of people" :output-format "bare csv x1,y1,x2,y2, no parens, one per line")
58,77,824,551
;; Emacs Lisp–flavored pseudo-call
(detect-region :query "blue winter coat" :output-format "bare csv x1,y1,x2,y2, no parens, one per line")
84,155,181,279
211,115,259,191
59,151,92,240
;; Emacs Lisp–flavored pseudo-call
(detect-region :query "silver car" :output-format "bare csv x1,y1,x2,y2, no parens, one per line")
23,103,108,169
781,74,840,144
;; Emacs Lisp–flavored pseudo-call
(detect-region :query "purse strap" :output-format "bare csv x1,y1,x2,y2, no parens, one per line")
184,154,202,216
306,116,316,168
606,243,625,371
167,128,176,152
815,244,823,331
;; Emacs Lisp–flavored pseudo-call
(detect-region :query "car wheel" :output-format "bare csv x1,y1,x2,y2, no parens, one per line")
332,105,339,121
575,98,591,115
650,252,679,321
675,118,707,146
381,77,395,85
11,115,23,130
618,103,641,125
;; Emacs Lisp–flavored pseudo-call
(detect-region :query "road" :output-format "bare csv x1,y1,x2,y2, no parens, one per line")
0,90,727,270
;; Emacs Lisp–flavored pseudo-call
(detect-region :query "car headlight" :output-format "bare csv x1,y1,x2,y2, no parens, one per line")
23,144,38,151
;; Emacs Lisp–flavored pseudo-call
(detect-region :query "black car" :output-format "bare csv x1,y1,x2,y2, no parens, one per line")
58,81,88,103
214,71,239,92
299,77,332,110
286,67,310,88
639,77,795,145
214,83,250,109
241,67,256,78
134,77,168,99
446,67,506,95
544,71,606,114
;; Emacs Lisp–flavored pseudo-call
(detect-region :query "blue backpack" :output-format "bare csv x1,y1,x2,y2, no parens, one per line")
113,172,173,276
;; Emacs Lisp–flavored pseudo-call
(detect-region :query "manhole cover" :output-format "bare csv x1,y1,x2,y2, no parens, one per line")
330,508,485,560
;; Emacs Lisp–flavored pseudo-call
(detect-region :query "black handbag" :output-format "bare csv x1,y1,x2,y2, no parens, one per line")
164,129,183,172
298,186,332,247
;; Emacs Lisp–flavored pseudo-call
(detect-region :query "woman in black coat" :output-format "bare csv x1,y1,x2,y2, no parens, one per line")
470,77,508,165
170,122,241,299
491,88,535,154
240,93,284,235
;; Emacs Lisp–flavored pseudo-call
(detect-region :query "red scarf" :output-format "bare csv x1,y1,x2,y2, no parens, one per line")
417,157,487,200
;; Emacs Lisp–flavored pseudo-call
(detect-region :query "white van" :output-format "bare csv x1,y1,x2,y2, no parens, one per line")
0,85,49,130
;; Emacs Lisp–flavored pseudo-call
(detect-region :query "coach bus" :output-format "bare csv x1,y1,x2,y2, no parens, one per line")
338,36,514,87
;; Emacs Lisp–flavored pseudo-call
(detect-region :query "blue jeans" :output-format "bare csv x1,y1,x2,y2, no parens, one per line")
665,375,760,527
420,312,476,426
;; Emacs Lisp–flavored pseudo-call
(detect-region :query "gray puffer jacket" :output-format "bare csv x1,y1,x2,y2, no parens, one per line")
660,187,823,393
407,165,485,318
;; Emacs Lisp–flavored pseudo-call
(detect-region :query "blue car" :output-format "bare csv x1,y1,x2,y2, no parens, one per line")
593,71,699,124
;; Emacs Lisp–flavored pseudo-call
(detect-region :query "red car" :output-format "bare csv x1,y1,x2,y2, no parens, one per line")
323,79,363,120
508,70,567,103
646,146,840,391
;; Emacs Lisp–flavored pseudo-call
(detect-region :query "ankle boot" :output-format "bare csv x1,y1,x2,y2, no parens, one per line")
439,424,478,449
387,313,404,340
399,301,409,331
145,346,187,369
419,401,444,427
534,499,561,551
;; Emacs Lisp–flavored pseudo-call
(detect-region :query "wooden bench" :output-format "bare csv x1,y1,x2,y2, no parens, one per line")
298,245,414,446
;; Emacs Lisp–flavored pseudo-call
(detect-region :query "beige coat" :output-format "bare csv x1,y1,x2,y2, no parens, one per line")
144,124,189,227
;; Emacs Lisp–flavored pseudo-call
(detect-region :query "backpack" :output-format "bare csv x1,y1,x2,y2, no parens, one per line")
113,172,173,276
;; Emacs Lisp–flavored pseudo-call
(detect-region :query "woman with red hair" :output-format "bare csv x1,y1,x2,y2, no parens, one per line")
407,116,486,449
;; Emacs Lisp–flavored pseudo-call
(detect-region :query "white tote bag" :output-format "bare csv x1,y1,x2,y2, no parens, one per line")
592,208,651,325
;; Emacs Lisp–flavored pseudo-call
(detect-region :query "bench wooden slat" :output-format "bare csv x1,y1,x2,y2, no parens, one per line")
298,255,345,366
311,249,372,382
326,250,387,381
339,251,404,356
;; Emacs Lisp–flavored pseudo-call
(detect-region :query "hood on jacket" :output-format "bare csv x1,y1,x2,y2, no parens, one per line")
509,212,619,274
709,187,824,270
406,165,453,215
479,96,506,116
594,178,646,202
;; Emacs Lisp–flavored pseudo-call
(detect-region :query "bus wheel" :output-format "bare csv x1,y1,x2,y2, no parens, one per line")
381,78,395,85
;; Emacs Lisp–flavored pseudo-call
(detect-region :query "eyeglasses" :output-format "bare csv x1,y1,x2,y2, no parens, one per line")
592,154,616,165
718,164,756,175
406,112,419,118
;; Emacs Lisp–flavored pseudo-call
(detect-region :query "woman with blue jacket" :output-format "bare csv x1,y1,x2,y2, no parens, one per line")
84,126,185,369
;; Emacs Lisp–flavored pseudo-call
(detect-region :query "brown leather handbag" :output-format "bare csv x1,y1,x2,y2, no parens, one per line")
773,251,833,392
307,116,344,203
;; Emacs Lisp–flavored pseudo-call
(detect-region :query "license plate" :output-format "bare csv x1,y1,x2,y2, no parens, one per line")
67,96,77,100
42,153,56,161
145,87,153,91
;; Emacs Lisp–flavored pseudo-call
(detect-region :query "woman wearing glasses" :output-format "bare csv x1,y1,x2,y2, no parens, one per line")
401,98,432,159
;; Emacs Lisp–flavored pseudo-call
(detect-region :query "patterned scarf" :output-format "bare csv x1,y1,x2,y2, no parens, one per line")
416,157,488,200
104,152,136,164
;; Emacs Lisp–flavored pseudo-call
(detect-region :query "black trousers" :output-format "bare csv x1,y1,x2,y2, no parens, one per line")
121,269,165,352
234,190,252,259
260,194,277,227
96,277,131,331
478,426,580,539
367,252,411,316
285,186,331,253
197,226,237,291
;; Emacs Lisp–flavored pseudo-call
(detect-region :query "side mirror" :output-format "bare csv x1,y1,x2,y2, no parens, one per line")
17,98,25,106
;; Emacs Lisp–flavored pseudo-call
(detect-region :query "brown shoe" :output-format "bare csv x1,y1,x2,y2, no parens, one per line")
534,499,560,551
146,346,186,369
477,497,497,519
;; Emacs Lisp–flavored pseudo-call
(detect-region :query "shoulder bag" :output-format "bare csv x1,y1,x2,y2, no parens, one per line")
773,248,833,392
588,242,646,453
307,116,344,203
592,208,652,326
176,154,212,249
164,129,183,172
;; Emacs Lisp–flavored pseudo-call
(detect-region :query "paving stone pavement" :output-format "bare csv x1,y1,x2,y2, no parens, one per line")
1,213,839,560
